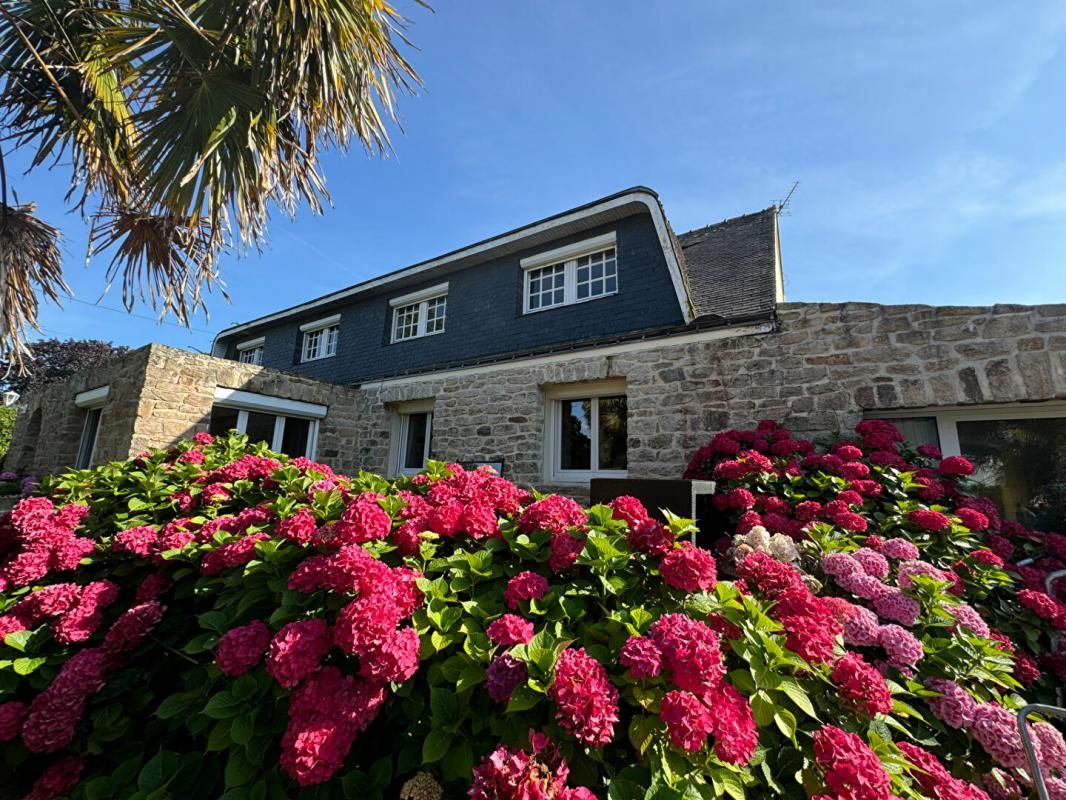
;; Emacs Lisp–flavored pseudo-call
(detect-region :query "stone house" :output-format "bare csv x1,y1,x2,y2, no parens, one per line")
7,186,1066,519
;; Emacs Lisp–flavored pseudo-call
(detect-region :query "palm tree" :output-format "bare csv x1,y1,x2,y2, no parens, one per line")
0,0,424,369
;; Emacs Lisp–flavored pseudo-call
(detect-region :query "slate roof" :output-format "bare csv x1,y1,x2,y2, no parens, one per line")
677,207,780,322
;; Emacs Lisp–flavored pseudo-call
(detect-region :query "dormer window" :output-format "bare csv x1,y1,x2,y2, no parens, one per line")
522,232,617,314
236,337,265,365
390,283,448,343
300,315,340,362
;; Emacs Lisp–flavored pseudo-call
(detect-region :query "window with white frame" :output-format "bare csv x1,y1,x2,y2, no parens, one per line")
236,337,265,365
208,388,325,459
544,381,627,482
522,233,617,314
867,402,1066,526
74,385,109,469
300,315,340,362
390,284,448,342
389,400,434,476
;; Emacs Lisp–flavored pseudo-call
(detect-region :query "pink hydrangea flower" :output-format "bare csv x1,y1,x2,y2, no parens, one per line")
0,701,28,741
487,614,534,646
660,689,714,752
619,635,663,679
879,624,924,668
504,571,549,610
842,604,882,647
215,620,272,676
627,518,674,556
266,618,333,688
549,648,618,746
609,495,650,526
971,703,1028,768
873,588,921,627
660,544,717,593
881,538,920,560
851,547,890,579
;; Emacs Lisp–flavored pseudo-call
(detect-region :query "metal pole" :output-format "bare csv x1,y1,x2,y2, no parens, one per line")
1017,703,1066,800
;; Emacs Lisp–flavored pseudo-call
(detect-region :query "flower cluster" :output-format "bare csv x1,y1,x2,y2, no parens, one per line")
548,648,619,746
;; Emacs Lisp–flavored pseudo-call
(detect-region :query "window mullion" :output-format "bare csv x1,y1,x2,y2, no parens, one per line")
565,259,576,305
418,301,427,338
272,416,286,451
424,412,433,464
236,410,249,433
590,398,600,472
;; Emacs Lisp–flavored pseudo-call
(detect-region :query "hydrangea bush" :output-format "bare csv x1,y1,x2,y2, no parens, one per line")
0,424,1062,799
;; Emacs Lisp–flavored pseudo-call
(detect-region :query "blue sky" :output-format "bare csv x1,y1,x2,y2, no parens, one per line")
8,1,1066,354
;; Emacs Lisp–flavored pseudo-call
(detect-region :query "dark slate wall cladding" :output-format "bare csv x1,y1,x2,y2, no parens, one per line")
221,212,684,384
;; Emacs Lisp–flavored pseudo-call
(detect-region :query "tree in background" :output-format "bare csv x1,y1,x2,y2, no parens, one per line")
0,1,425,367
0,337,129,395
0,405,14,461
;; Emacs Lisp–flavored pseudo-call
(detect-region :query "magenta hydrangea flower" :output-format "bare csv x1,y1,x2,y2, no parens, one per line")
215,620,272,676
549,648,618,746
486,614,534,646
619,635,663,679
660,689,714,752
0,701,28,741
266,618,333,688
485,653,528,704
660,545,717,593
504,571,549,610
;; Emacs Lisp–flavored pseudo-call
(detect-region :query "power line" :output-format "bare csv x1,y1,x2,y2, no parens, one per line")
61,296,215,332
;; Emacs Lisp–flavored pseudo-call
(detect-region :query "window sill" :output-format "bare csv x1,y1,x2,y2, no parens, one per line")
390,329,446,345
547,470,628,484
299,353,336,364
523,289,618,316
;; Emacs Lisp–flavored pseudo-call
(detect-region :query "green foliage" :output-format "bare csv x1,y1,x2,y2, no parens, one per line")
0,430,1062,799
0,405,14,462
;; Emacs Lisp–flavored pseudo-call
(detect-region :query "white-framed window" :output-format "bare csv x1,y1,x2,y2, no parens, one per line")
390,283,448,343
209,388,326,459
867,401,1066,525
236,337,265,365
521,232,617,314
388,399,434,477
300,315,340,362
74,385,110,469
543,380,628,483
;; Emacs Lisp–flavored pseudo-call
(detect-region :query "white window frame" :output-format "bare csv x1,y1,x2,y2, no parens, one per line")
74,385,109,469
236,337,265,365
521,232,617,315
389,283,448,343
867,401,1066,457
388,399,435,477
299,315,340,362
543,379,628,483
211,388,327,459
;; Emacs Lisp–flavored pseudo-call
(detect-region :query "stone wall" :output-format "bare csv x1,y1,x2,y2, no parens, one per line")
4,348,152,476
8,301,1066,492
4,345,363,477
353,301,1066,491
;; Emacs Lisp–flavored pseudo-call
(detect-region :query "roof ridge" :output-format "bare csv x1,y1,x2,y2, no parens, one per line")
678,206,778,240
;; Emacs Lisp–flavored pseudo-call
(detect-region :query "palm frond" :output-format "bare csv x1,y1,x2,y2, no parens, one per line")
0,202,66,373
88,207,226,327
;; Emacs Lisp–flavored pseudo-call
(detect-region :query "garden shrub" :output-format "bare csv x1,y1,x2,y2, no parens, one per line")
0,424,1062,799
0,406,16,463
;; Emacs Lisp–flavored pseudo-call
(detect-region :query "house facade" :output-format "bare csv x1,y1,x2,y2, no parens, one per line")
7,187,1066,518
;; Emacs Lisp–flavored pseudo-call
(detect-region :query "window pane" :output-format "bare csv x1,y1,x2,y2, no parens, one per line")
394,305,420,341
598,396,628,470
209,406,240,436
425,296,446,334
325,326,338,356
528,264,566,310
239,346,263,365
957,417,1066,525
403,412,430,470
76,408,101,469
559,399,592,471
893,417,939,449
574,248,617,301
303,330,320,360
281,417,311,457
245,412,276,447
